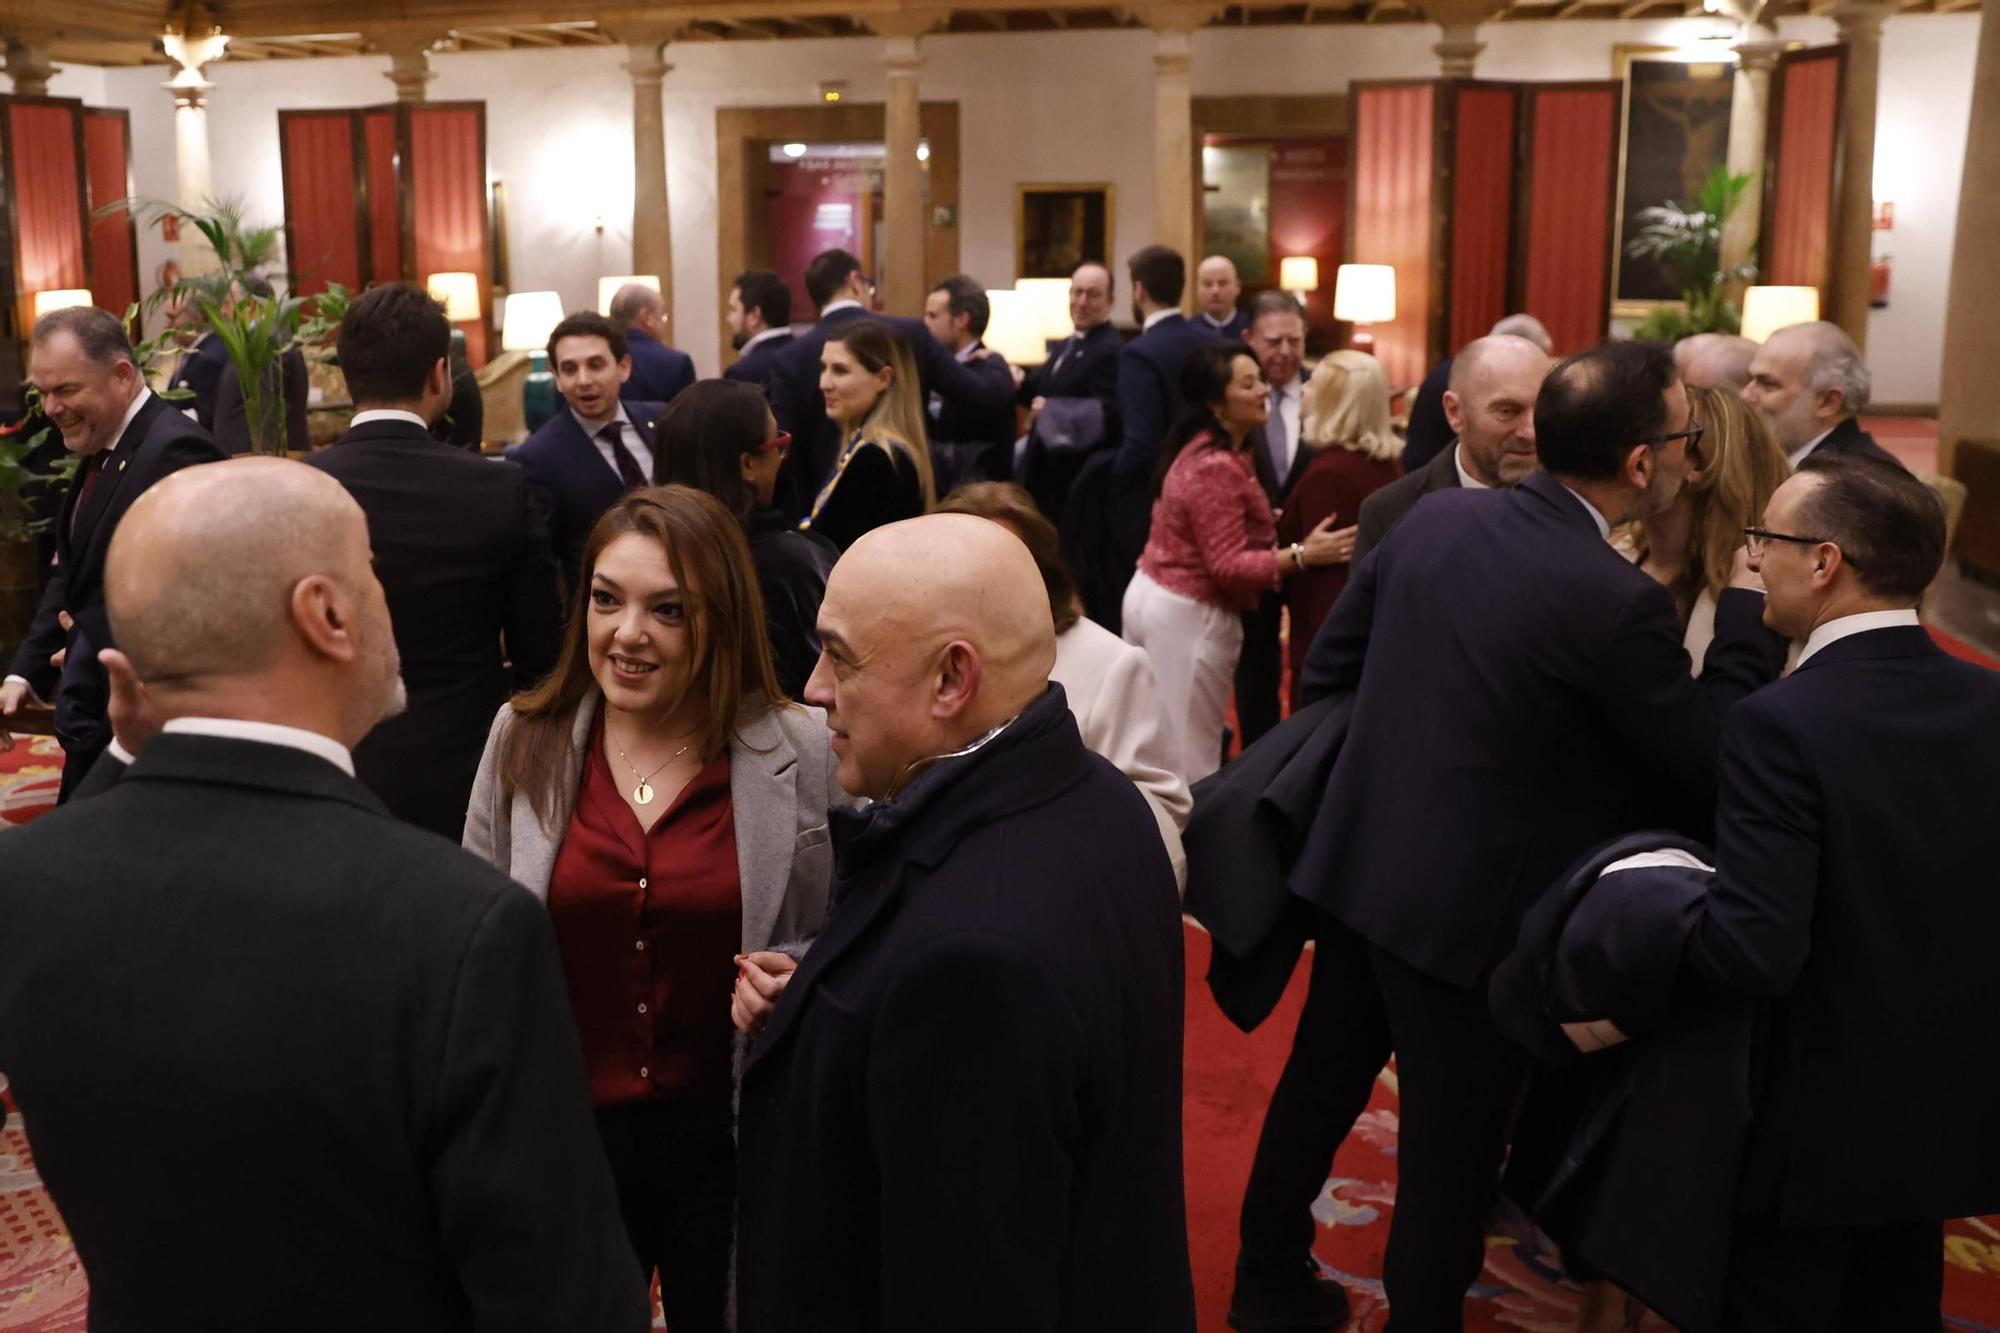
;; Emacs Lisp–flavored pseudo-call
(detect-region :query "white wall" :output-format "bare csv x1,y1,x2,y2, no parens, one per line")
66,14,1977,399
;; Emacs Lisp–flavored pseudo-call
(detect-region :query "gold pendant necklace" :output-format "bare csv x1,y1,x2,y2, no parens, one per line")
614,737,692,806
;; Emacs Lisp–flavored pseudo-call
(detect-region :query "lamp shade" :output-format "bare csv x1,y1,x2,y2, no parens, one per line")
1740,285,1820,344
1279,257,1320,294
598,274,661,317
1013,278,1074,342
1333,264,1395,323
426,271,482,322
32,289,93,319
982,289,1050,367
501,291,566,353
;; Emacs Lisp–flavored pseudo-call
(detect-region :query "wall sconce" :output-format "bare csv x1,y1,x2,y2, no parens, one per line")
1333,264,1396,356
32,289,94,320
818,81,848,104
425,272,482,323
1740,285,1819,344
597,274,662,316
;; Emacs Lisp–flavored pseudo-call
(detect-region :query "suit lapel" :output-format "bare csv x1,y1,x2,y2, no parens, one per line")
743,858,903,1077
730,707,801,953
67,395,166,578
557,409,625,490
1424,442,1462,493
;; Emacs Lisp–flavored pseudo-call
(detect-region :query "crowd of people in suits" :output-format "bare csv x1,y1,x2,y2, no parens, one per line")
0,223,1993,1333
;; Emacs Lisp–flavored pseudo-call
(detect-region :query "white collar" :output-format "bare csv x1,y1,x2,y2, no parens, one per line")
350,408,429,429
1797,609,1922,665
1557,482,1612,541
1142,308,1177,332
822,299,864,317
1788,424,1838,468
1272,375,1302,400
104,387,152,454
1201,311,1236,329
741,327,789,351
953,339,981,363
1452,441,1491,491
570,402,633,437
161,717,356,776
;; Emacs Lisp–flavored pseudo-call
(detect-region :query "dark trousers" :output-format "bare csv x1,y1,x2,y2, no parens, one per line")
1721,1213,1943,1331
1234,591,1285,750
1237,916,1526,1332
595,1097,736,1333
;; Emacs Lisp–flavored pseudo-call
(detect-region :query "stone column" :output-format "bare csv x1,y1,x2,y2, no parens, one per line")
1937,1,2000,477
1433,23,1485,78
621,24,682,315
1721,33,1782,281
1830,0,1891,349
873,16,934,315
370,28,437,102
4,37,55,97
162,27,229,276
1141,7,1212,276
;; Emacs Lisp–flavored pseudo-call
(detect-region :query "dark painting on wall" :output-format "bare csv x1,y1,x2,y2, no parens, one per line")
1017,184,1112,279
1615,54,1736,304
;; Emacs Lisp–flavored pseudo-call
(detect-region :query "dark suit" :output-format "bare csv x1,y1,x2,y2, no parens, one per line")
722,330,796,393
213,347,311,454
0,733,647,1332
1353,441,1461,562
1683,624,2000,1326
1234,380,1314,746
1102,314,1219,620
1799,415,1900,469
506,403,664,598
737,687,1194,1333
1234,472,1785,1324
308,416,561,838
436,354,485,452
7,392,224,798
1401,356,1455,473
1018,321,1123,524
620,328,695,408
768,306,1015,520
926,339,1018,490
167,331,229,430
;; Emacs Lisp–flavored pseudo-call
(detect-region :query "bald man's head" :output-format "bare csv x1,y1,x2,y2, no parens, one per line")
106,458,405,743
1196,255,1242,324
1675,332,1757,394
804,514,1055,799
1447,335,1550,487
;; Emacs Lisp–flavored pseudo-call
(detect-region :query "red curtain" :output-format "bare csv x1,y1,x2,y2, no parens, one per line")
408,105,490,365
1448,86,1518,354
7,102,87,298
82,110,137,320
1520,86,1618,356
1349,84,1436,394
363,110,402,287
1766,50,1842,290
281,112,363,296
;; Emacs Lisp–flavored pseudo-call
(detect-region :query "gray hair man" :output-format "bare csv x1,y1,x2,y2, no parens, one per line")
1675,331,1759,394
1744,320,1899,468
607,280,695,405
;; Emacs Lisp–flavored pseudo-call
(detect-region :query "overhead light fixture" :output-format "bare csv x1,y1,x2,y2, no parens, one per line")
597,273,661,316
818,81,848,104
425,271,482,323
782,141,808,158
916,140,931,163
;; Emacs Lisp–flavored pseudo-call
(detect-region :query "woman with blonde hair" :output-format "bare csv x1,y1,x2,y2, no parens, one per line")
804,318,935,549
1274,349,1402,705
463,485,848,1331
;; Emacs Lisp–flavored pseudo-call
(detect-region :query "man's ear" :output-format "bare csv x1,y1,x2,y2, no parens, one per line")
1622,442,1653,492
1442,389,1465,436
427,356,450,400
616,354,634,385
930,640,982,722
290,574,359,665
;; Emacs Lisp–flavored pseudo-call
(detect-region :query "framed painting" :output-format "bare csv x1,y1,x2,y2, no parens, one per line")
1016,183,1112,280
1611,46,1737,315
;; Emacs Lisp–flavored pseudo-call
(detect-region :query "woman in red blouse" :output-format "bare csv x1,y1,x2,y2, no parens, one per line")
1122,341,1350,781
1276,350,1404,708
463,486,848,1331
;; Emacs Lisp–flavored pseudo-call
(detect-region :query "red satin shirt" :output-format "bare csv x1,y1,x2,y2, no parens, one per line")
546,719,740,1105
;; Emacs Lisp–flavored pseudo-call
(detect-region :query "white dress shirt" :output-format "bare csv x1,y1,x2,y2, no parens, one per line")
1796,608,1922,666
350,408,429,430
1787,425,1837,469
1452,442,1491,492
571,405,650,484
109,717,356,775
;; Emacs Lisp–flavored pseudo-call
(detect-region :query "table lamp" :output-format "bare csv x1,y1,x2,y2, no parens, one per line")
1333,264,1395,356
1279,257,1320,300
982,289,1049,367
1740,285,1820,344
501,291,566,433
31,289,93,319
425,272,482,323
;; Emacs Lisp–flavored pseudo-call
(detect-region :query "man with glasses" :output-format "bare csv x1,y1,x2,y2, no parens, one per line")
1683,454,2000,1328
1228,341,1785,1333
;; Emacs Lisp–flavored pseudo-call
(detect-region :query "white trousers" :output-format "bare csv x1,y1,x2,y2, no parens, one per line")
1121,569,1243,784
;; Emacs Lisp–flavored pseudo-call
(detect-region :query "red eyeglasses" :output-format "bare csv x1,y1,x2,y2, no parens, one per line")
756,431,792,457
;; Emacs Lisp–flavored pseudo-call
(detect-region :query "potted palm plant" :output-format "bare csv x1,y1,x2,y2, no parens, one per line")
1626,166,1757,344
0,402,75,660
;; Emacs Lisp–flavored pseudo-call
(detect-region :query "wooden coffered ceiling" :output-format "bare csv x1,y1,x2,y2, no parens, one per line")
0,0,1978,67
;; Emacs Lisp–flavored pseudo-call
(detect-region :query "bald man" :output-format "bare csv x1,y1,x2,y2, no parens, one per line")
1196,254,1248,338
1674,331,1758,394
607,280,696,407
734,515,1194,1333
0,458,647,1333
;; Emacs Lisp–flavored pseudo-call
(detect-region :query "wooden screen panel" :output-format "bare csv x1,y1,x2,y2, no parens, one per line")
407,104,490,365
1447,84,1518,355
1764,47,1843,290
1518,84,1620,356
280,110,364,296
5,100,89,299
363,109,402,286
82,109,138,320
1348,82,1436,394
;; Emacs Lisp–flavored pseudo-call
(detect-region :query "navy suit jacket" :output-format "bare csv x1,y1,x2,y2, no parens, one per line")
620,329,695,408
927,340,1018,480
1684,625,2000,1227
1802,415,1900,469
1112,314,1217,493
167,332,230,431
723,331,796,392
1018,321,1122,418
506,403,665,598
768,306,1015,519
1297,471,1786,986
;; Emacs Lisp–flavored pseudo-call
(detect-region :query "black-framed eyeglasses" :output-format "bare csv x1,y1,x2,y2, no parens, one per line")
1743,526,1858,567
1640,420,1704,460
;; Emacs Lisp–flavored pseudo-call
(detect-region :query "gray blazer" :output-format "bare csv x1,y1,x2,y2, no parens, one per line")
463,693,851,953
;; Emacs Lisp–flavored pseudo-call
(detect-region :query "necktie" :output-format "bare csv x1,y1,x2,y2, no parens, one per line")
69,453,108,543
599,422,647,490
1048,335,1080,378
1269,388,1289,473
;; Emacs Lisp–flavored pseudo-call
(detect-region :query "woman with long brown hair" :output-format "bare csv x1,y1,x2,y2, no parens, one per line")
463,485,846,1332
803,318,935,549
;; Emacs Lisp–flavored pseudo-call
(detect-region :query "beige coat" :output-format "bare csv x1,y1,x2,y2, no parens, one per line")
463,693,852,953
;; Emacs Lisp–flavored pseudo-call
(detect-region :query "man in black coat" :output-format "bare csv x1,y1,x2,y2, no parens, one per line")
1,307,225,796
733,515,1194,1333
722,267,796,392
308,283,561,839
506,311,665,599
1229,342,1786,1332
1680,455,2000,1327
166,325,230,429
1235,292,1314,747
1016,261,1123,523
1743,320,1900,469
923,274,1018,491
767,248,1015,520
608,282,696,408
212,346,312,454
0,456,645,1333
